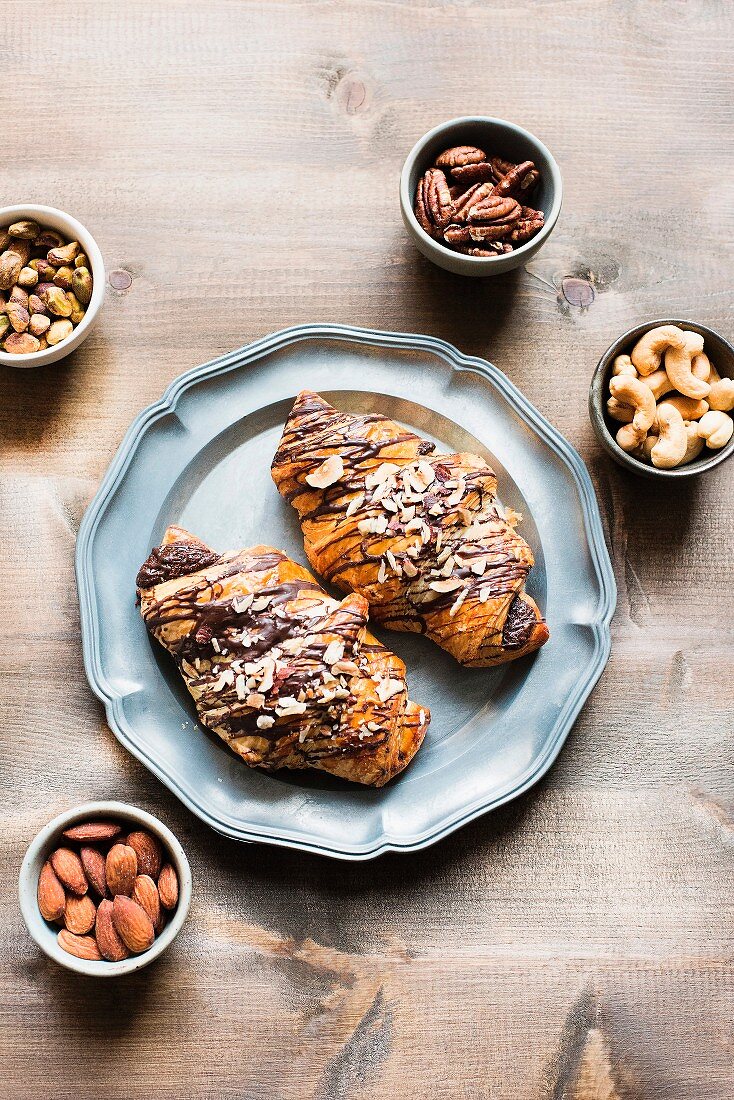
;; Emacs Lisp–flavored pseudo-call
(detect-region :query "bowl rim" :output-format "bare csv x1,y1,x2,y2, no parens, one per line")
18,800,191,977
399,115,563,268
0,203,105,368
589,317,734,479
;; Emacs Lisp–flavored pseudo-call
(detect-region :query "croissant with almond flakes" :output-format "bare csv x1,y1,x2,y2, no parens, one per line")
271,391,549,667
136,525,428,787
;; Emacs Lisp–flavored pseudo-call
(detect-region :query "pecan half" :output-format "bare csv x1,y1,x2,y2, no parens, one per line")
467,194,522,225
451,241,513,256
466,223,513,242
414,168,455,238
452,182,494,223
508,209,545,242
494,160,540,198
450,161,495,184
435,145,486,170
443,224,472,245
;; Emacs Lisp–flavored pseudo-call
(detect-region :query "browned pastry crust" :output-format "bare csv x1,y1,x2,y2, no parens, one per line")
137,526,429,787
271,391,550,667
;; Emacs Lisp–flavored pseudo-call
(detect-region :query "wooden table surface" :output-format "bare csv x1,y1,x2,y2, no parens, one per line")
2,2,732,1097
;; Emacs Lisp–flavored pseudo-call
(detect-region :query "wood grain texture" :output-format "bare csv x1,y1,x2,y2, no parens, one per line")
1,1,732,1097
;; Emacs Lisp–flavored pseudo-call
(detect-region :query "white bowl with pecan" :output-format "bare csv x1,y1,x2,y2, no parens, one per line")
0,204,105,368
18,801,191,977
400,117,562,276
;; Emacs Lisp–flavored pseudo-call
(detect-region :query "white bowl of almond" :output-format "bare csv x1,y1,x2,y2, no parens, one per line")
0,204,104,368
19,802,191,976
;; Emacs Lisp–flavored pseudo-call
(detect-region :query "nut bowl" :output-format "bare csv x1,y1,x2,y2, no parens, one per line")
400,116,562,276
18,801,191,977
0,204,105,369
589,319,734,480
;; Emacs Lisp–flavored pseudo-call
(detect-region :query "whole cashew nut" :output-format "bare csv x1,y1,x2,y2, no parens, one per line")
640,368,675,401
708,378,734,412
630,325,685,376
664,332,710,400
681,421,705,465
612,354,637,377
651,404,687,468
691,351,711,381
656,394,709,423
643,433,658,460
697,410,734,449
607,397,635,423
609,375,656,432
616,423,646,454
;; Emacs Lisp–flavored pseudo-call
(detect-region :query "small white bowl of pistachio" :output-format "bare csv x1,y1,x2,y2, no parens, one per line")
0,204,105,368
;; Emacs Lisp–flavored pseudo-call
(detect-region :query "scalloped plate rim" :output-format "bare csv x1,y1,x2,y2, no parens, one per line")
76,323,616,860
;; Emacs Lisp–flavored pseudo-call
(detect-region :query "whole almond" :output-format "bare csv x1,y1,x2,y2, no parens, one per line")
64,893,97,935
106,843,137,897
57,929,102,961
95,899,130,961
132,874,161,928
80,846,108,898
38,860,66,922
127,830,162,879
157,862,179,910
50,847,88,896
112,895,155,953
62,821,122,844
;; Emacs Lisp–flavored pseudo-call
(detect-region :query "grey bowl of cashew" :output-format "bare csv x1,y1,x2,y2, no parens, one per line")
589,319,734,479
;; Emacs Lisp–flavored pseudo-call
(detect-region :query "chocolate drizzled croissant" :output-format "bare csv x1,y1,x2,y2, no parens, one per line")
271,391,549,667
137,526,429,786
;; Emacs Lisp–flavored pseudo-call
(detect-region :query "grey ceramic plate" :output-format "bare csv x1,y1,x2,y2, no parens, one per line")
76,324,615,860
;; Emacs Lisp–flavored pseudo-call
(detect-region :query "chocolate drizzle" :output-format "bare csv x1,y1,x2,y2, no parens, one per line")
138,539,416,769
271,390,547,664
136,541,219,589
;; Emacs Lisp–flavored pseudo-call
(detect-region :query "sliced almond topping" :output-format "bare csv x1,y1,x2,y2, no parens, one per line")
276,697,308,715
386,549,400,575
246,692,265,709
402,558,418,578
232,593,254,614
235,673,247,700
429,577,465,593
471,557,488,575
375,677,403,703
345,492,365,518
365,461,399,488
333,659,360,676
323,640,344,665
416,460,436,487
213,669,235,691
251,595,272,613
447,480,466,506
256,715,275,729
479,586,491,604
305,455,344,489
440,555,455,577
449,588,469,617
377,559,387,584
